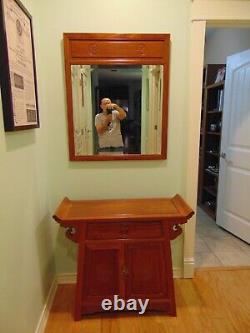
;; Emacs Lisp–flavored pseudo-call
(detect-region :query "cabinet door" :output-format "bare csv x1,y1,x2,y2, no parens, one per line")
82,242,124,304
125,241,168,299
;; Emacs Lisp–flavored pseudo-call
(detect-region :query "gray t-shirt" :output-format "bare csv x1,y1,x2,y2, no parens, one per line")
95,110,123,148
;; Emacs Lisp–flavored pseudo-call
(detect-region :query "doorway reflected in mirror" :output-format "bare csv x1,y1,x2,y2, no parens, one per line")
71,65,163,156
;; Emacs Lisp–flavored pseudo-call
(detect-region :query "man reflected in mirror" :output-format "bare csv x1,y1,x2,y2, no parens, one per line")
95,98,127,154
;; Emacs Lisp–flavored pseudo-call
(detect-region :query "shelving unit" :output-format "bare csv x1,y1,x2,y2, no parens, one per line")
198,64,226,220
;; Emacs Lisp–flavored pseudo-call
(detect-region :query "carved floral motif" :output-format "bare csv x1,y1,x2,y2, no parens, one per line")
136,43,146,56
88,43,98,55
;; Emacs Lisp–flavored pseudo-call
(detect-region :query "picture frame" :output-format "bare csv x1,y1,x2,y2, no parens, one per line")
214,67,226,83
0,0,39,131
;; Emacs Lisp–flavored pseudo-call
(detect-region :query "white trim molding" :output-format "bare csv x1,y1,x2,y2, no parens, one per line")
184,19,206,279
183,257,195,278
35,278,57,333
173,267,183,279
56,272,77,284
191,0,250,22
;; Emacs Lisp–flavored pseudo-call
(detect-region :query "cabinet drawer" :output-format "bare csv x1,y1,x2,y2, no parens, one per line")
86,222,163,240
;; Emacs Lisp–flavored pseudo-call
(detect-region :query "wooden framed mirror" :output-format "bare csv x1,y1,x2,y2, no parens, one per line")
64,33,170,161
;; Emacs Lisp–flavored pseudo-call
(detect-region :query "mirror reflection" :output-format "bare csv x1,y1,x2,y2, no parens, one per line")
71,65,163,156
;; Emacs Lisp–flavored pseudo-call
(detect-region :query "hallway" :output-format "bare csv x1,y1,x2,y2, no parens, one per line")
195,208,250,267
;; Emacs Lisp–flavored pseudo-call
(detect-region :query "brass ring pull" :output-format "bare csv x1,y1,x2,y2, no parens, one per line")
122,266,129,277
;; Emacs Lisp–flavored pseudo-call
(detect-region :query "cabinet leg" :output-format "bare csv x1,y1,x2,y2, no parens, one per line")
169,298,177,316
74,243,85,321
167,267,177,316
74,305,82,321
163,227,177,316
74,278,83,320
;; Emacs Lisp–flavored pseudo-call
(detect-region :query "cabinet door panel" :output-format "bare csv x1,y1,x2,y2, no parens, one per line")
83,242,123,301
125,242,167,298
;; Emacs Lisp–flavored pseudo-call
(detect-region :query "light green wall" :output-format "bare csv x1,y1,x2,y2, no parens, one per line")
0,1,191,331
34,0,191,273
0,1,56,333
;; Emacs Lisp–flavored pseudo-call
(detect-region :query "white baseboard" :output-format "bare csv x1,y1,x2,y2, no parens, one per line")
183,257,195,278
56,272,77,284
57,273,76,284
173,267,183,278
35,278,57,333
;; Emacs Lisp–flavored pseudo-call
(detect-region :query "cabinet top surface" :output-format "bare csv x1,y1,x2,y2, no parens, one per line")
53,194,194,224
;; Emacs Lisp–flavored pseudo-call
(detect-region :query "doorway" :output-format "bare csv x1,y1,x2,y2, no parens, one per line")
195,27,250,267
92,65,142,154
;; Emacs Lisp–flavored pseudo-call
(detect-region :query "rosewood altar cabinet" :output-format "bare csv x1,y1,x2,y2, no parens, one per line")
53,195,194,320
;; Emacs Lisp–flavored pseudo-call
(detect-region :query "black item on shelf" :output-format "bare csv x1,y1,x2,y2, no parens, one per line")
205,200,216,210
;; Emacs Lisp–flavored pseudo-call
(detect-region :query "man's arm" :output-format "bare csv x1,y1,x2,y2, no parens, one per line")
112,104,127,120
95,114,112,134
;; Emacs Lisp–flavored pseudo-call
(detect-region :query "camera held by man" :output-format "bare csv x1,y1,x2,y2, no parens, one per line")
106,107,114,115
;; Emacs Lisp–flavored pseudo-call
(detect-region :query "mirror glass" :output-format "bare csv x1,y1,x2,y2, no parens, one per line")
71,64,163,156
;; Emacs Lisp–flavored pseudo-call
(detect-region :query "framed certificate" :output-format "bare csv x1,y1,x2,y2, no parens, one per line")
0,0,39,131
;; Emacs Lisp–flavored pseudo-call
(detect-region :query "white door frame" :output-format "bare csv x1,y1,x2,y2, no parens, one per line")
184,0,250,278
